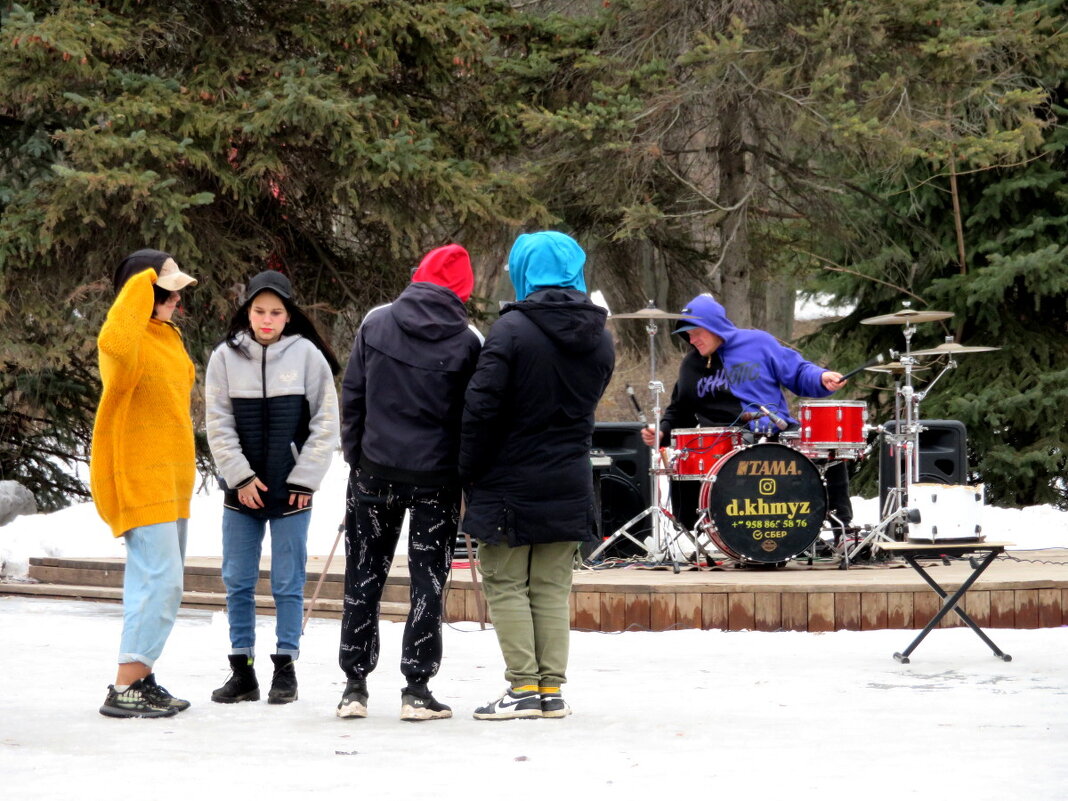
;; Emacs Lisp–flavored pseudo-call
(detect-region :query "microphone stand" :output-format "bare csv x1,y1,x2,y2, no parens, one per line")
585,313,694,570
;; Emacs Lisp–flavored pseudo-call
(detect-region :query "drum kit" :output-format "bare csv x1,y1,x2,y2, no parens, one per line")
586,300,1000,570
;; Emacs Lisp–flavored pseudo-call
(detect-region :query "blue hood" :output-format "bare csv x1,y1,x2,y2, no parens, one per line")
508,231,587,301
675,293,738,343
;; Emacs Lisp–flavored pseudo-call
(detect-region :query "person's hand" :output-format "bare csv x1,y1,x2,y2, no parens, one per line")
238,477,268,508
289,492,311,510
640,425,657,447
821,371,846,392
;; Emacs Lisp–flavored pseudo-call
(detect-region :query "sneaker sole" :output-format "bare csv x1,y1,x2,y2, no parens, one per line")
472,709,543,721
211,689,261,704
401,703,453,721
337,701,368,719
99,704,177,719
541,708,572,719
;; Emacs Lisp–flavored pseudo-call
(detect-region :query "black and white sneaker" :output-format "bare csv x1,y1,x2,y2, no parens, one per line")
336,678,369,719
99,679,178,719
539,687,571,719
141,673,190,712
400,685,452,721
473,686,542,720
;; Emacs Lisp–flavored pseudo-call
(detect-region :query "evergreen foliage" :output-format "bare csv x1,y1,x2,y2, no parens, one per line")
0,0,545,509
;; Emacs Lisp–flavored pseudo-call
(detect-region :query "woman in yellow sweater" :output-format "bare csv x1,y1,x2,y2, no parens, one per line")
90,249,198,719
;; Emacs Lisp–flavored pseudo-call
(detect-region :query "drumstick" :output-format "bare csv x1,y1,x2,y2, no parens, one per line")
625,384,648,424
839,353,885,382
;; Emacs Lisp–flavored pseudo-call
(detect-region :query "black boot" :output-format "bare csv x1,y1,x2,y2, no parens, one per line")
211,655,260,703
268,654,298,704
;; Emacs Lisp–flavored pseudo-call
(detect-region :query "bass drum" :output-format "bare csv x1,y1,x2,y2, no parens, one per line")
698,443,827,564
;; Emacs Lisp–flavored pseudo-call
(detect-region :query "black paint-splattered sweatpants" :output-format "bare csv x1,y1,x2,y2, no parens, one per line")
339,466,458,687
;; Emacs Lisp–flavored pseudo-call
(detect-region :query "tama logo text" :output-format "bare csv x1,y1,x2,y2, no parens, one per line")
733,460,802,476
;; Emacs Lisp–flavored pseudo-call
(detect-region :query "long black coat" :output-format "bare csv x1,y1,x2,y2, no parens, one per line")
459,288,615,546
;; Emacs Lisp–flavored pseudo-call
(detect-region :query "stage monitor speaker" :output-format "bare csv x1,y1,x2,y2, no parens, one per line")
879,419,968,511
588,422,653,558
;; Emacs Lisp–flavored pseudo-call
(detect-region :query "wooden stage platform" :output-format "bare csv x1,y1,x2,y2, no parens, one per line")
5,548,1068,633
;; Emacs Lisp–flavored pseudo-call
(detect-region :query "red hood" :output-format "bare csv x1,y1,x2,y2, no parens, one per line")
412,244,473,303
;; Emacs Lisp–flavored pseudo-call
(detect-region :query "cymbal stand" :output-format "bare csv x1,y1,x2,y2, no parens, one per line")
584,316,694,569
842,320,923,565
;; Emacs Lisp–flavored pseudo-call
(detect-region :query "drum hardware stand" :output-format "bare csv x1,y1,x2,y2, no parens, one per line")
842,307,968,567
586,303,701,569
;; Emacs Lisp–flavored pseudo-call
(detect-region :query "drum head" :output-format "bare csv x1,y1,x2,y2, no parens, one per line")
704,443,828,563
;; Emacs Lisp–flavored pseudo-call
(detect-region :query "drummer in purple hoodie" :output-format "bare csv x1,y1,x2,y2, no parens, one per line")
642,293,850,536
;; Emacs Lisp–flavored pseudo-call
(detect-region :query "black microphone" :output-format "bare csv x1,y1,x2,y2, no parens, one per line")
739,410,767,423
625,384,647,424
760,405,789,431
838,353,885,383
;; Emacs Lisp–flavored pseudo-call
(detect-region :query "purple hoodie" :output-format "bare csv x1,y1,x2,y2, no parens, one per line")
677,294,831,430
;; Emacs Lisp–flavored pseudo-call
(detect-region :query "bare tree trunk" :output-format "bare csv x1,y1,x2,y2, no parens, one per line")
715,103,752,327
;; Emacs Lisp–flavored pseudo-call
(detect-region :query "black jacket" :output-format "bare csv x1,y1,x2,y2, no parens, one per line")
460,287,615,546
341,282,482,485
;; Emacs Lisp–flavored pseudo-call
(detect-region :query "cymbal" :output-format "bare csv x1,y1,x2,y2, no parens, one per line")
861,309,954,325
910,342,1000,357
867,361,931,375
611,307,696,321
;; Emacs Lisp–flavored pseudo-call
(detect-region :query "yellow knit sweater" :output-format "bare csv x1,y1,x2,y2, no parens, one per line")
89,269,196,537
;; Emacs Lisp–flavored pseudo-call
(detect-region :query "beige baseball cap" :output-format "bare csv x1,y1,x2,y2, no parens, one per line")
155,257,198,291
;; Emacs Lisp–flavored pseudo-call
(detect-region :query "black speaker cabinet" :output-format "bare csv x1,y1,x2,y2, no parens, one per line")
587,422,653,558
879,419,968,511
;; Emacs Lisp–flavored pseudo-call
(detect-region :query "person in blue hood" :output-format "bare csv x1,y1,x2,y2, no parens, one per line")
461,231,614,720
641,292,851,537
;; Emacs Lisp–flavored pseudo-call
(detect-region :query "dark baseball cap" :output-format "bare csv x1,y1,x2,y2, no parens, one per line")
244,270,293,303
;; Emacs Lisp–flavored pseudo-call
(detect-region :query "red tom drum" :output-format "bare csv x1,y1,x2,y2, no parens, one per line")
798,400,868,460
671,427,744,480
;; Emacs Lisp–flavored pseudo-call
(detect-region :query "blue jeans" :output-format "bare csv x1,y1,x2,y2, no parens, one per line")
221,508,310,658
119,519,188,667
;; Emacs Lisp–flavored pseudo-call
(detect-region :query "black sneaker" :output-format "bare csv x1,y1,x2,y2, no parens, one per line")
336,678,369,719
539,686,571,719
141,673,191,712
99,679,178,719
267,654,298,704
400,684,452,721
473,686,542,720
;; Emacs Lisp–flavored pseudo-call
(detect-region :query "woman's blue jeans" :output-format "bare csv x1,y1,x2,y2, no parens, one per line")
119,519,188,667
221,507,310,658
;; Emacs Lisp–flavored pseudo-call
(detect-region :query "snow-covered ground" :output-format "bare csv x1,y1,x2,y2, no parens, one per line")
2,452,1067,798
1,595,1066,800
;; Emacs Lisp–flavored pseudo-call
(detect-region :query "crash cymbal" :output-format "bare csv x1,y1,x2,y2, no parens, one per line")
867,361,931,375
910,341,1000,357
861,309,955,325
611,307,696,321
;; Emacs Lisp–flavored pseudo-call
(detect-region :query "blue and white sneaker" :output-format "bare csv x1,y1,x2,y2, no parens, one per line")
473,686,543,720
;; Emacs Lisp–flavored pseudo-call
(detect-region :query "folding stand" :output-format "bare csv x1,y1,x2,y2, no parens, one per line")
876,541,1013,663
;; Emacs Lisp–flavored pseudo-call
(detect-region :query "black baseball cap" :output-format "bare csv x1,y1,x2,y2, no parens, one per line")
244,270,293,303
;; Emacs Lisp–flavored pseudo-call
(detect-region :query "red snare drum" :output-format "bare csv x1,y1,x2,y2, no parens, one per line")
671,427,744,480
798,400,868,460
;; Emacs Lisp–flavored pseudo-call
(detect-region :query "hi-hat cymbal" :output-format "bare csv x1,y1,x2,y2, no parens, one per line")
861,309,955,325
910,342,1000,357
611,307,696,321
867,361,931,375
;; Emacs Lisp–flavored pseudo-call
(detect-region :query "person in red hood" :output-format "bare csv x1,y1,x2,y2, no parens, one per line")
336,244,482,722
